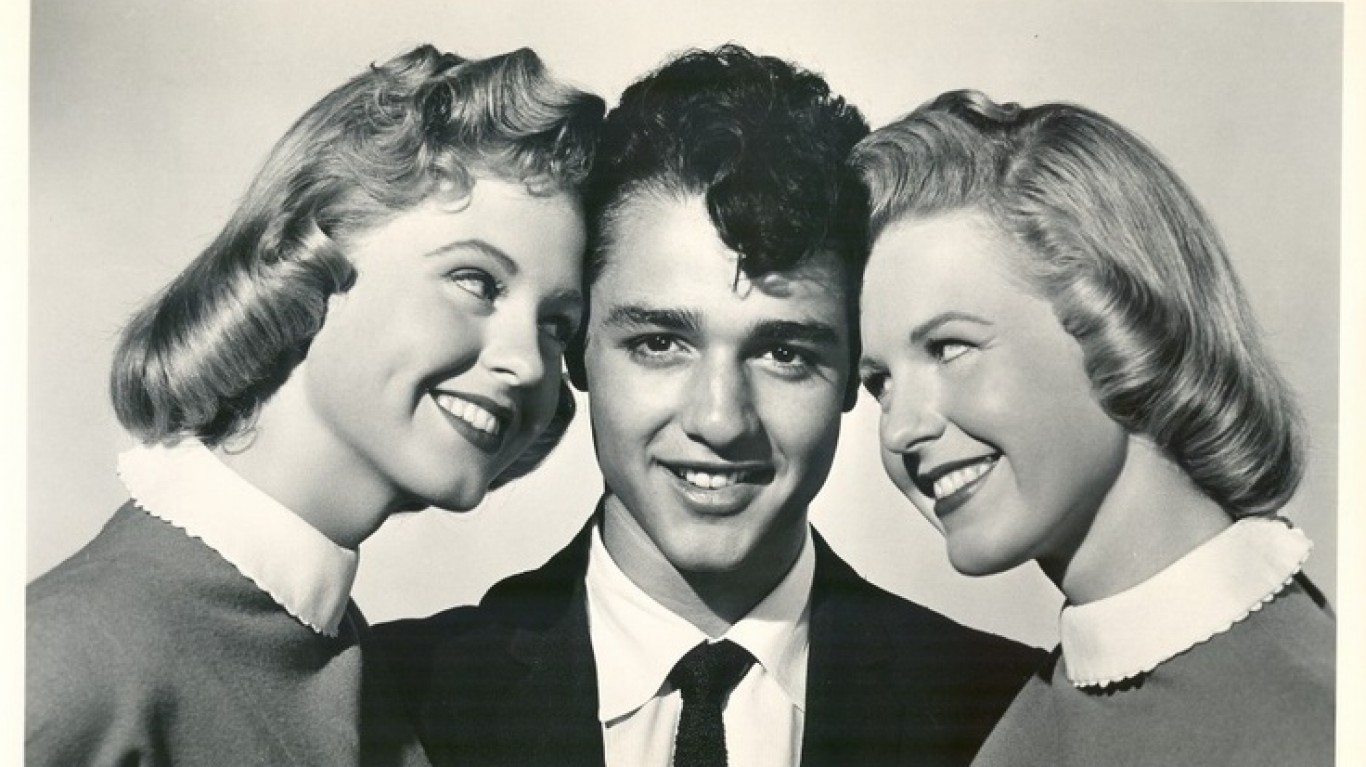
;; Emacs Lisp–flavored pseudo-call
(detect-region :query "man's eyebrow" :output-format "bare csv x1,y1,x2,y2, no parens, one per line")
601,305,702,332
426,239,518,275
908,311,992,344
749,319,843,347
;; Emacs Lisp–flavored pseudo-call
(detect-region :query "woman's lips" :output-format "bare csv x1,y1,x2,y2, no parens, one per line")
926,456,999,518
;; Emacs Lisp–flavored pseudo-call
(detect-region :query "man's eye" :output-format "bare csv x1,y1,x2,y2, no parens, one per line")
635,334,676,354
622,334,685,363
448,269,500,301
763,346,809,367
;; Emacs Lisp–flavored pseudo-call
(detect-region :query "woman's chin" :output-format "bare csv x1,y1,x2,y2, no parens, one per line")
945,538,1019,578
430,488,486,513
394,479,489,515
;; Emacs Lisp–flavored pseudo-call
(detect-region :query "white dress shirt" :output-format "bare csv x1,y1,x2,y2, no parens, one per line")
1060,516,1312,688
585,521,813,767
117,438,359,636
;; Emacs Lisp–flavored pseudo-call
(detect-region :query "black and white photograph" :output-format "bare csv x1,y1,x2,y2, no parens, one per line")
9,1,1361,764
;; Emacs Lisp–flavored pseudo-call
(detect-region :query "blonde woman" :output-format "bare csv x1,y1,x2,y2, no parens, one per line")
852,91,1333,766
27,45,602,766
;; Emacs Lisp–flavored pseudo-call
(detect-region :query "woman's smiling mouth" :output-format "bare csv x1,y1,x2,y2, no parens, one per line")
919,455,999,517
434,393,504,435
433,391,512,452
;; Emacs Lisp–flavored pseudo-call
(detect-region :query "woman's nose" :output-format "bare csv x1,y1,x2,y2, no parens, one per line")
879,376,946,455
482,312,548,388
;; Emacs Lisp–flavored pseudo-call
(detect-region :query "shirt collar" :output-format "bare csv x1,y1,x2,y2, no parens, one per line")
585,521,813,723
117,439,359,636
1060,516,1311,688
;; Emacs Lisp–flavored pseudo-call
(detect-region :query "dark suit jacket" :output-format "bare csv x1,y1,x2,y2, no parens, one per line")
370,518,1045,766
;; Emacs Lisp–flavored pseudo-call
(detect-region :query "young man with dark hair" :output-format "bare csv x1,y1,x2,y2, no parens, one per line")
372,45,1043,767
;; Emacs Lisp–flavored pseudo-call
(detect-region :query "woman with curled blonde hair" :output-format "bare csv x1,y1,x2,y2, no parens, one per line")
27,44,602,766
852,90,1332,766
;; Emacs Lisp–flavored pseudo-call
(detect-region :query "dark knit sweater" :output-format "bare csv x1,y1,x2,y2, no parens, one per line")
971,579,1335,767
26,502,427,767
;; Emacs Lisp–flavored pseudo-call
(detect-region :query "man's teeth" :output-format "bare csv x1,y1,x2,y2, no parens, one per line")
434,393,502,436
932,459,995,500
679,469,750,490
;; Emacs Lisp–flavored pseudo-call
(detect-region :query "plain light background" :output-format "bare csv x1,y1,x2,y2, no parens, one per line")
25,0,1343,652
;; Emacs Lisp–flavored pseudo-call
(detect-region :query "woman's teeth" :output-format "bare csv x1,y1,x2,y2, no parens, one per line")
933,459,996,500
434,393,502,436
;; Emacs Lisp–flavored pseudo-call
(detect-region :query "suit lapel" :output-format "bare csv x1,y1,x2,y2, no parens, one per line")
494,520,606,767
800,532,906,767
503,581,604,765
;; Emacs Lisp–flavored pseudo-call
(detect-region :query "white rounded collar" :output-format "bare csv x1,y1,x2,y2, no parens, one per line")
1059,516,1312,688
118,439,359,636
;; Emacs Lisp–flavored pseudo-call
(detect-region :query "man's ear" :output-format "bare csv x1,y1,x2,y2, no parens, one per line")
843,375,860,412
843,329,862,411
566,327,588,391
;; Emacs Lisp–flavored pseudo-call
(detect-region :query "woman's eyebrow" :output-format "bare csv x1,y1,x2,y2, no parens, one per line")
908,311,992,344
425,239,518,274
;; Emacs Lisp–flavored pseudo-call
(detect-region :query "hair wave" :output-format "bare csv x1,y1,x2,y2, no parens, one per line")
570,44,870,406
849,89,1304,515
111,45,603,482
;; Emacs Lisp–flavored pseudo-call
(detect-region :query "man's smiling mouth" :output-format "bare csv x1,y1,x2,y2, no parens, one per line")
664,464,775,490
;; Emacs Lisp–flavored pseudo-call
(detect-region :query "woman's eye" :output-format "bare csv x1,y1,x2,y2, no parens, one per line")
540,315,578,345
448,269,500,301
861,371,889,401
931,340,973,363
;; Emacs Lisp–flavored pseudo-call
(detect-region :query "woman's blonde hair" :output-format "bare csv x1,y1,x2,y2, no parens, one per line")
111,45,603,486
850,89,1304,516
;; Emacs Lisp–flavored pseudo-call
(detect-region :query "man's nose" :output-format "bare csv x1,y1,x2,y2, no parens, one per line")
678,356,760,450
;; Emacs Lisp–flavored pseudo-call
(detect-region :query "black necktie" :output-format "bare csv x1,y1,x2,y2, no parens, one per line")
668,639,755,767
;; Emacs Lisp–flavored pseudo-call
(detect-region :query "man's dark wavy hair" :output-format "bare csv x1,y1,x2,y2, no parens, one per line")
567,44,870,407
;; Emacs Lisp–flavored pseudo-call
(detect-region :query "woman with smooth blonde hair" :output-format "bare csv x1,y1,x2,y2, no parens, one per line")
27,44,602,766
852,90,1332,766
